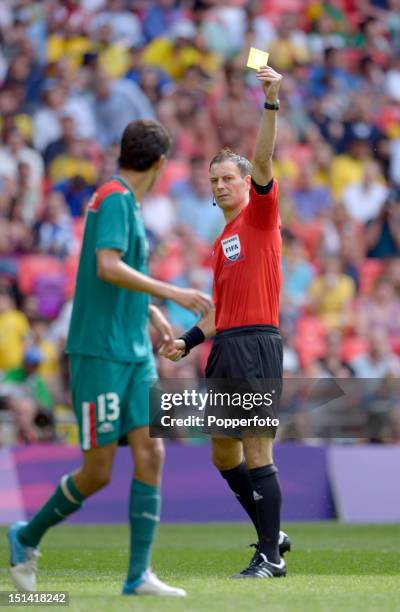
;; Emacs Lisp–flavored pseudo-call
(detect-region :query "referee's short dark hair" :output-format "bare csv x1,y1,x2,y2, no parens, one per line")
119,119,172,172
209,148,252,177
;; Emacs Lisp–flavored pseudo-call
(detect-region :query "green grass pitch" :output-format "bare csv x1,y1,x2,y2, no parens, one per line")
1,523,400,611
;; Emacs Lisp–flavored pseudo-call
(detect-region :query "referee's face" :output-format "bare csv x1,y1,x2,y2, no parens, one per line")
209,161,251,211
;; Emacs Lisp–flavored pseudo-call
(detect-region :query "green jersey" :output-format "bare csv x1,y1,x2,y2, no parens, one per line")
66,176,151,363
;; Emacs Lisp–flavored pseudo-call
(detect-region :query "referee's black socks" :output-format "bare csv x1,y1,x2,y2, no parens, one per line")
249,464,282,564
219,462,259,536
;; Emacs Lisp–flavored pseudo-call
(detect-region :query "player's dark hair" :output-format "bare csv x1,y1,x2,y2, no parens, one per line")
209,148,252,177
119,119,172,172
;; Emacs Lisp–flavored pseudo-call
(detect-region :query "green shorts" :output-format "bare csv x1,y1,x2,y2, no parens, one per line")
69,355,157,450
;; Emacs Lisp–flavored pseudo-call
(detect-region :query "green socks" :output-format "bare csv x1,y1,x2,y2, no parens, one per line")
127,479,161,585
17,473,160,585
18,475,86,548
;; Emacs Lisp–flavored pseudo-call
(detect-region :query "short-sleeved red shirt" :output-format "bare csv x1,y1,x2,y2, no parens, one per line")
212,179,281,332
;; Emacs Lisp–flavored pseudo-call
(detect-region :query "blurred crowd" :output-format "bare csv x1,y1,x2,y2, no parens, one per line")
1,0,400,445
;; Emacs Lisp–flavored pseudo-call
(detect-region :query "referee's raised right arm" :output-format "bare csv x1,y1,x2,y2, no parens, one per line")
251,66,283,187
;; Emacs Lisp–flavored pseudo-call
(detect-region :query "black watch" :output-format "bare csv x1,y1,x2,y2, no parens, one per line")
264,99,280,111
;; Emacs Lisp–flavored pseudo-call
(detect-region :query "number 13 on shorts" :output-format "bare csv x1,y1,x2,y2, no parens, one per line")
82,393,121,450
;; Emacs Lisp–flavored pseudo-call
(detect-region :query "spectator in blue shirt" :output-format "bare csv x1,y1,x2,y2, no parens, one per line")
91,69,154,148
171,156,223,243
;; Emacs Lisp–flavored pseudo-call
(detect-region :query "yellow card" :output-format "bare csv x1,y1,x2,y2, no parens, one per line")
246,47,269,70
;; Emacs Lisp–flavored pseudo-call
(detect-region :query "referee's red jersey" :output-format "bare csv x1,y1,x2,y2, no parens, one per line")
212,179,281,332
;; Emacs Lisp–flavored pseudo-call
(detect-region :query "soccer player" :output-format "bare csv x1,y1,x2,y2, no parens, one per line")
8,119,212,596
160,66,290,578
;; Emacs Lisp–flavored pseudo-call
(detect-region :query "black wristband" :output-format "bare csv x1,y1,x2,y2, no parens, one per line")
264,99,280,110
179,326,205,357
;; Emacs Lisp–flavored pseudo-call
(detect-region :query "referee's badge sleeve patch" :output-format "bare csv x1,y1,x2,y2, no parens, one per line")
222,234,241,261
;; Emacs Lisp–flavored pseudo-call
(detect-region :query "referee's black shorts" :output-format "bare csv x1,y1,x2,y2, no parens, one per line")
206,325,283,380
204,325,283,438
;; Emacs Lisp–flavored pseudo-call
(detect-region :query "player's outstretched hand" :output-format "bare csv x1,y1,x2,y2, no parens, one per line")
159,338,186,361
256,65,283,101
172,288,213,316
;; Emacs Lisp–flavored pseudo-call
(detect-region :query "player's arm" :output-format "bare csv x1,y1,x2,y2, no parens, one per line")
148,304,174,351
251,66,283,186
159,305,216,361
97,248,211,316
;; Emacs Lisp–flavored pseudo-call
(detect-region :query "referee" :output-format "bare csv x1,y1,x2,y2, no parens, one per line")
160,66,289,578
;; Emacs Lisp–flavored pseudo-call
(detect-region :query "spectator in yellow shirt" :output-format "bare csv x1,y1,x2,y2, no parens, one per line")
49,138,97,185
47,20,92,73
0,289,30,372
28,317,60,381
330,138,371,200
268,14,310,71
142,21,219,81
309,257,356,329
